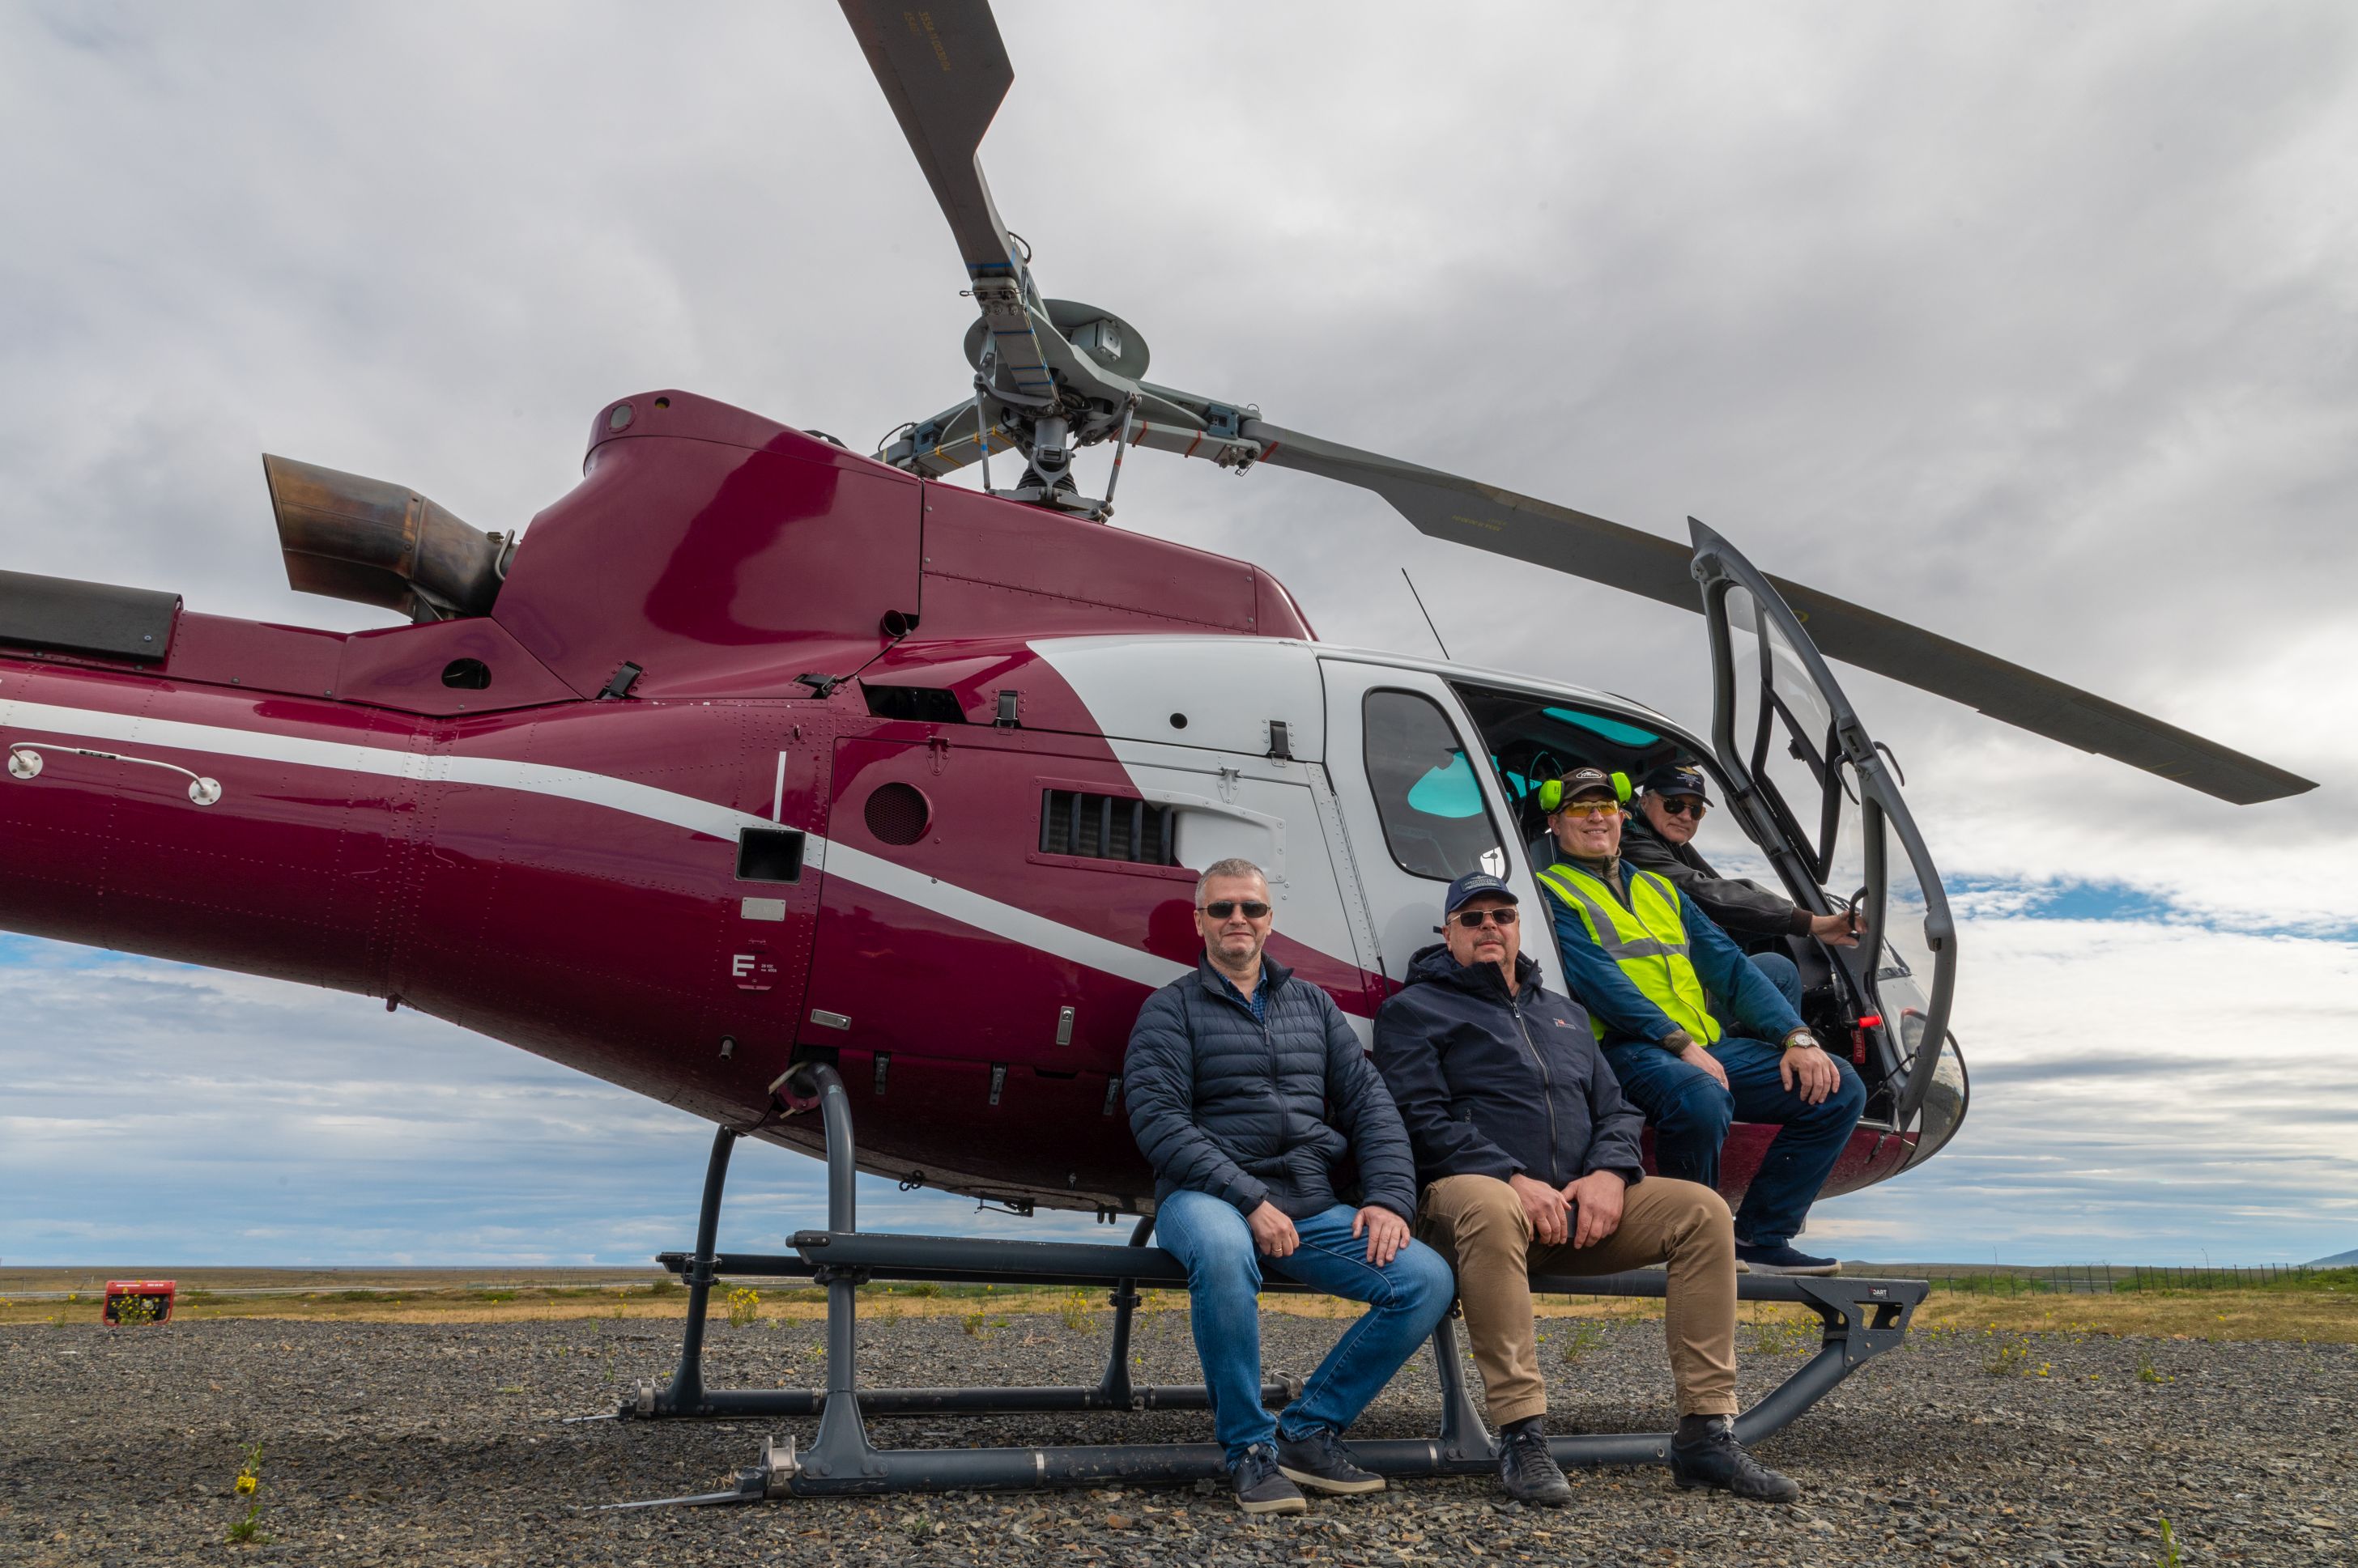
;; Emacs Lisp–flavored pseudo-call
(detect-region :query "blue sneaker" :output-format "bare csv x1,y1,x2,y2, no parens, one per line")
1735,1243,1841,1277
1277,1427,1384,1495
1230,1443,1308,1515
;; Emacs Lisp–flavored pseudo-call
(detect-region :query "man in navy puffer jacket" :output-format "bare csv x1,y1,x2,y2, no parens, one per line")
1126,858,1454,1516
1373,873,1798,1507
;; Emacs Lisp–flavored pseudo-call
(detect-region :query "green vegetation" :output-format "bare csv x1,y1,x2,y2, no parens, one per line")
1983,1337,2038,1378
1921,1264,2356,1298
225,1442,267,1545
2109,1266,2356,1295
1743,1311,1817,1358
1551,1320,1606,1364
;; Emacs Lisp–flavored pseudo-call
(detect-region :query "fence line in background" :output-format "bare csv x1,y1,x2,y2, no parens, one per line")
1905,1263,2330,1297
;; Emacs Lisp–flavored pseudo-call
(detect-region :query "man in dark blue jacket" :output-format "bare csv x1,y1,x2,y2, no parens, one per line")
1374,873,1798,1506
1126,858,1454,1516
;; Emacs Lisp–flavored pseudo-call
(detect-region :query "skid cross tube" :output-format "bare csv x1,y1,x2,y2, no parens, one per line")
630,1063,1923,1500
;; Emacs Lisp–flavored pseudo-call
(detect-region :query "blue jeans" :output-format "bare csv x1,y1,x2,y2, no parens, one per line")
1153,1188,1456,1465
1750,951,1805,1015
1603,1035,1866,1248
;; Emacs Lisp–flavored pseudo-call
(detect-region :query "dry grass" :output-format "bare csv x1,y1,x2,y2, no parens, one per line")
7,1268,2353,1343
1906,1288,2358,1344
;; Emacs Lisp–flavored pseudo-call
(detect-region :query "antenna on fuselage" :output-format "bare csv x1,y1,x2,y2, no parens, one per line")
1401,569,1452,661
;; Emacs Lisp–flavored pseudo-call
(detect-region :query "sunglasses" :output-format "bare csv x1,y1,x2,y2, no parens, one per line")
1200,899,1272,920
1449,907,1519,929
1655,795,1708,818
1551,798,1622,819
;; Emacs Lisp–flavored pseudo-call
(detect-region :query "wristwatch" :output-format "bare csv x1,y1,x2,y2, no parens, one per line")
1782,1028,1818,1052
1661,1029,1693,1054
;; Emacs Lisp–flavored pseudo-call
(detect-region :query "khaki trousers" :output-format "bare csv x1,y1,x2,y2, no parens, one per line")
1417,1173,1738,1428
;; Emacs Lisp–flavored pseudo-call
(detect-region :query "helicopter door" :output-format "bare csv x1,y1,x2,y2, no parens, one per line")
1319,661,1513,984
1692,522,1961,1141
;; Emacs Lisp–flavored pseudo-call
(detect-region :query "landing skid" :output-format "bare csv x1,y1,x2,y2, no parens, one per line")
617,1064,1924,1502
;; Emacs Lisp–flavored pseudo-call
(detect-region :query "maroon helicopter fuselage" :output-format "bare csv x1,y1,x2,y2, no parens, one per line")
0,391,1915,1213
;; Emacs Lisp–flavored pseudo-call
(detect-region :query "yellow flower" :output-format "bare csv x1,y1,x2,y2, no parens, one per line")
235,1474,258,1496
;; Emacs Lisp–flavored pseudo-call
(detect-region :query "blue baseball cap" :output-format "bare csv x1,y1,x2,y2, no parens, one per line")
1641,762,1712,801
1443,870,1520,916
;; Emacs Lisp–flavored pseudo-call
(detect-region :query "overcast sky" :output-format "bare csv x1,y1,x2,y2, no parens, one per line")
3,2,2354,1268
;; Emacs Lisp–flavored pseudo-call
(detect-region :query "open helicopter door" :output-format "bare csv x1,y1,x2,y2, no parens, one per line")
1692,521,1967,1162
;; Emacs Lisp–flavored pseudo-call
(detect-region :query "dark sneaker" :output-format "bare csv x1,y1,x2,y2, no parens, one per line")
1670,1416,1802,1502
1735,1242,1840,1277
1276,1428,1384,1495
1231,1443,1309,1515
1496,1418,1574,1506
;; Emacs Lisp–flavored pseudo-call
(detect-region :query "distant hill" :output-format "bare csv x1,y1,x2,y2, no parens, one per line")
2307,1248,2358,1268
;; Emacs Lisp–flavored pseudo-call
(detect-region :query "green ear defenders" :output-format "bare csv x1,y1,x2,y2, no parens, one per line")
1537,771,1632,814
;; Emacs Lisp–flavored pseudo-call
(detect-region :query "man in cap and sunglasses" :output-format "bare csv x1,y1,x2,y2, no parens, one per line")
1536,769,1864,1278
1126,858,1454,1515
1622,763,1859,1015
1372,872,1798,1506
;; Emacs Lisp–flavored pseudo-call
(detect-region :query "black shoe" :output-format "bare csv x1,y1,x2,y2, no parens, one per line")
1231,1443,1309,1515
1496,1417,1574,1506
1669,1416,1802,1502
1734,1242,1841,1277
1276,1428,1384,1495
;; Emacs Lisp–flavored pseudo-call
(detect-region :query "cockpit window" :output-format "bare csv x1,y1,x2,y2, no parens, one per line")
1405,750,1487,818
1453,684,1695,843
1543,707,1660,748
1362,689,1502,881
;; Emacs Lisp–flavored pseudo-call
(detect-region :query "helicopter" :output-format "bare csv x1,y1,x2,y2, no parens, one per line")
0,0,2313,1502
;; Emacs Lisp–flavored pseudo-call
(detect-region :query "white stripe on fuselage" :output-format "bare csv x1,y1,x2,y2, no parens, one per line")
0,696,1190,996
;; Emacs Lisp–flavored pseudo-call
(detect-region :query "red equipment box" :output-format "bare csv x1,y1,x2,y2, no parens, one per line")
102,1279,176,1325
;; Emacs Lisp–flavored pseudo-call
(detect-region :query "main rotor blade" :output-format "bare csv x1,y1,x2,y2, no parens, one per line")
1236,420,2315,805
840,0,1059,407
838,0,1019,277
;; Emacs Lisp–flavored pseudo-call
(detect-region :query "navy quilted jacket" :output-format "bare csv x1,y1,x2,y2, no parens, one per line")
1125,953,1418,1222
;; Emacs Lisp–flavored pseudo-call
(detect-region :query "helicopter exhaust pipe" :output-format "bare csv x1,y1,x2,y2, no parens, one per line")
262,454,510,623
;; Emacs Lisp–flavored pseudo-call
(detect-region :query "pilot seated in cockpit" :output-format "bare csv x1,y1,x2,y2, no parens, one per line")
1619,762,1860,1013
1534,768,1865,1279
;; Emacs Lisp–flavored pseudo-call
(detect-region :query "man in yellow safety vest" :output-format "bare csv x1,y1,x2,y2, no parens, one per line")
1535,768,1864,1276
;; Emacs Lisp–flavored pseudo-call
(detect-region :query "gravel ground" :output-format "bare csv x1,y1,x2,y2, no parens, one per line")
3,1307,2352,1566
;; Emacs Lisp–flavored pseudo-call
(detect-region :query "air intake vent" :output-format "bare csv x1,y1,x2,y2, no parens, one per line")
865,782,931,845
862,685,966,723
1040,790,1177,866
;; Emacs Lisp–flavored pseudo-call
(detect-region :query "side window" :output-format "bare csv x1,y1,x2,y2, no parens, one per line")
1361,689,1502,881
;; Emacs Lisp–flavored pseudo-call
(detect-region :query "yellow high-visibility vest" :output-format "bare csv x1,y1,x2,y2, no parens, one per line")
1535,860,1722,1046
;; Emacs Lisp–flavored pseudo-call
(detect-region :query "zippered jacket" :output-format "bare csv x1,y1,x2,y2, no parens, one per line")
1543,856,1805,1049
1620,812,1813,938
1370,943,1646,1191
1125,953,1419,1222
